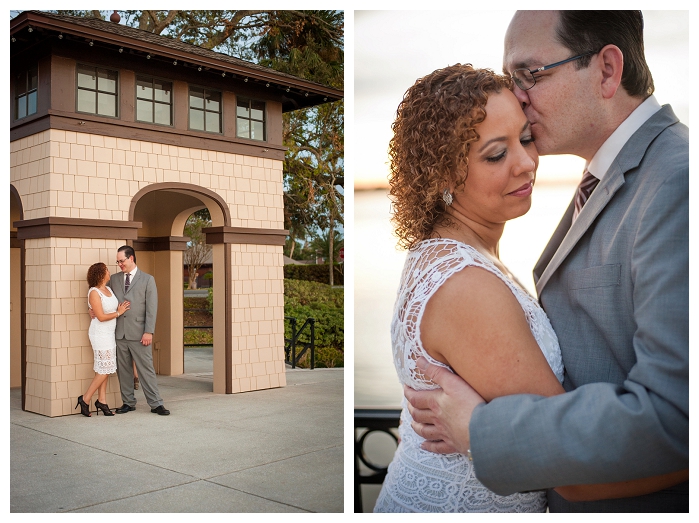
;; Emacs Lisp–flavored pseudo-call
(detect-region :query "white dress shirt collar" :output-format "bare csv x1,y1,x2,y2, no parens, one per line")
586,95,662,181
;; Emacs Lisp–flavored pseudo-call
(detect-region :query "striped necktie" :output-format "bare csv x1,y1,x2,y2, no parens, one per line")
572,171,599,223
125,272,131,293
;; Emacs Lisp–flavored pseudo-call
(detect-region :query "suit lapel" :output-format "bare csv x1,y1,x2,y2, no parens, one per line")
535,169,625,295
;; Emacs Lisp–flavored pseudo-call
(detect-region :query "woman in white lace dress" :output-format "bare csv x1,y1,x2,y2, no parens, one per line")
75,262,129,417
373,64,569,512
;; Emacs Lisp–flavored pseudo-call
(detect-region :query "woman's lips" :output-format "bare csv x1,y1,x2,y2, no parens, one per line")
508,180,533,197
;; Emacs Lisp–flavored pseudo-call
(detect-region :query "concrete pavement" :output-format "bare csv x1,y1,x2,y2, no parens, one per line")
10,347,344,513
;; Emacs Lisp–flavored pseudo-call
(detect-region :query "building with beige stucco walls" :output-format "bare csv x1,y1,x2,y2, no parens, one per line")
10,11,342,416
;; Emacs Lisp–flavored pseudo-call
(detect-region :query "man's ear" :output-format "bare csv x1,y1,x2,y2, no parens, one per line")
598,44,624,99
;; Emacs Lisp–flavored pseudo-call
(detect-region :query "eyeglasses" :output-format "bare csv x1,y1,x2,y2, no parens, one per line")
116,258,128,265
510,51,598,91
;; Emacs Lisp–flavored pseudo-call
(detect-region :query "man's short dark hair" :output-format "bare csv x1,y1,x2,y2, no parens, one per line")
118,245,136,263
556,10,654,98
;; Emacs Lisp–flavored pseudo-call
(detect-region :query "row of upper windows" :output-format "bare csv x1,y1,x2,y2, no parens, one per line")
13,64,266,142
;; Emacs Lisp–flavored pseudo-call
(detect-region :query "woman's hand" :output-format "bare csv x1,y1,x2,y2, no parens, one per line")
117,301,130,317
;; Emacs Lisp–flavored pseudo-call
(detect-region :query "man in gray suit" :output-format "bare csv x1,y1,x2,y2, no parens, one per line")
405,11,688,511
111,245,170,415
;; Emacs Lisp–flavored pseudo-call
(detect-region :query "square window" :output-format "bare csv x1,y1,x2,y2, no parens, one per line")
189,86,221,134
237,97,266,141
14,66,38,120
136,75,172,126
77,64,118,117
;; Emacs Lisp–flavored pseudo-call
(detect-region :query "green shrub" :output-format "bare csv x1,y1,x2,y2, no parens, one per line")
284,263,344,285
284,279,344,368
193,279,344,367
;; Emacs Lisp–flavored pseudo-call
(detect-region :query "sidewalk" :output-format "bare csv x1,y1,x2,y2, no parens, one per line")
10,348,344,513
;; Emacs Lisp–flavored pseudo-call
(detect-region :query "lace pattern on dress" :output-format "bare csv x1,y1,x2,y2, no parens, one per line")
374,238,563,513
88,287,118,375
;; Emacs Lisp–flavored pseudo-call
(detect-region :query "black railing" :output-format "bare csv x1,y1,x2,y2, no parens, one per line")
354,407,401,513
284,316,315,369
184,308,213,347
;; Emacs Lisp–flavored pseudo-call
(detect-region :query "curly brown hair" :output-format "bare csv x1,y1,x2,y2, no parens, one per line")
388,64,513,250
87,262,109,288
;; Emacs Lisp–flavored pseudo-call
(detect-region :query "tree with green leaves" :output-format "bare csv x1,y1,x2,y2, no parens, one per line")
42,10,344,282
183,209,212,290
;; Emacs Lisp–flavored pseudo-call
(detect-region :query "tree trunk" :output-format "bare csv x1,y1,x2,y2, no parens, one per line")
328,213,334,286
188,268,199,289
287,230,296,259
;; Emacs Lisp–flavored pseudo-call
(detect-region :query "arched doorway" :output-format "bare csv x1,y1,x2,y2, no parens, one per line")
10,185,25,406
129,183,231,392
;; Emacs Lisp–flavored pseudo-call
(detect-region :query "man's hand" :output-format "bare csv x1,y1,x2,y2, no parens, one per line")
404,357,485,455
141,333,153,346
88,308,96,320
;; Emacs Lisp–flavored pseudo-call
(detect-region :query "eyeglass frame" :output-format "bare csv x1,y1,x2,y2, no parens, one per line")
116,256,131,266
510,51,599,91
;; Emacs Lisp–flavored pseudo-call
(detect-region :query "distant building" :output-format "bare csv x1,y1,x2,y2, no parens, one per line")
10,11,342,416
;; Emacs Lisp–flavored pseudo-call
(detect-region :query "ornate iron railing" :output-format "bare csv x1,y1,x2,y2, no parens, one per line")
354,407,401,512
284,316,315,369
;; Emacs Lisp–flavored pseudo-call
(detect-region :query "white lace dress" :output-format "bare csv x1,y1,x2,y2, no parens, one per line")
87,287,118,375
374,239,564,513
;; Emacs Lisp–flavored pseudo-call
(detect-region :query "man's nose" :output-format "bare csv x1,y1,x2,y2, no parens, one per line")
512,85,530,109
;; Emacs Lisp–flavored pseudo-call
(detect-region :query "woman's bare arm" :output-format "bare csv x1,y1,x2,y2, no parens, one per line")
421,266,564,401
89,290,120,322
421,266,687,500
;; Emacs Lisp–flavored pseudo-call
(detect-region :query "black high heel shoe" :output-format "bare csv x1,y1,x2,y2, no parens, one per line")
94,400,114,416
75,395,91,417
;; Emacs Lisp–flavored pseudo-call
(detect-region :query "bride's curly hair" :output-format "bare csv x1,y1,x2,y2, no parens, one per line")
388,64,513,250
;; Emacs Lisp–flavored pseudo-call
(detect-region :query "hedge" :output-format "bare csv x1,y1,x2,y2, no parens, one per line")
284,263,344,286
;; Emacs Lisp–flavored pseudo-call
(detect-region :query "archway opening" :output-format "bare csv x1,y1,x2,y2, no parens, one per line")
129,186,228,392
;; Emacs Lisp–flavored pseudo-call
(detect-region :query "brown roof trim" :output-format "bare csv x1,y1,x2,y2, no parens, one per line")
11,10,343,109
11,112,286,161
14,217,142,240
203,226,288,246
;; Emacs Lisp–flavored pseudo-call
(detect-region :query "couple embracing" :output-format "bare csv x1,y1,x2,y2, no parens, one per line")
375,11,688,513
75,245,170,417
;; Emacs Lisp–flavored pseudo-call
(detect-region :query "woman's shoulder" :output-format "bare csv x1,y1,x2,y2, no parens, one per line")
407,238,499,281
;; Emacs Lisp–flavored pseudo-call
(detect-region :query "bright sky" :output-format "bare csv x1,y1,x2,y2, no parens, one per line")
353,10,689,189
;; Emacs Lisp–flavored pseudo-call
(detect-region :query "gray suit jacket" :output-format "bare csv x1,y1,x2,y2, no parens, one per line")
469,105,688,511
109,268,158,341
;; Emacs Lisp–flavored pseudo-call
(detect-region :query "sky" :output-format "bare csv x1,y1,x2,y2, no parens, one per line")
353,10,689,189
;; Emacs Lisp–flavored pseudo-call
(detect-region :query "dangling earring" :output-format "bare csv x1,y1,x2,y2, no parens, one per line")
442,188,453,206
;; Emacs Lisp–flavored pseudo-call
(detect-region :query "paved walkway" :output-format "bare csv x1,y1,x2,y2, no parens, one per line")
10,348,344,513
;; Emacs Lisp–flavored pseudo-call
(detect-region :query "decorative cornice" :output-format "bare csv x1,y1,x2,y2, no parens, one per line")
203,226,288,246
14,217,142,240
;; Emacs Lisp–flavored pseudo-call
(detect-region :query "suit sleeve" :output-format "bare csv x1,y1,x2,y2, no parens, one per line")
469,164,688,495
144,274,158,334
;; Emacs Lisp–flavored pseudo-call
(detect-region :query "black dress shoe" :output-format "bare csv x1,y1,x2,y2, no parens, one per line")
151,405,170,415
115,404,136,414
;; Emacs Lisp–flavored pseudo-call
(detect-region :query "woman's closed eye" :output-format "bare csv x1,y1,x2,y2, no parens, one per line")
520,135,535,147
486,149,506,163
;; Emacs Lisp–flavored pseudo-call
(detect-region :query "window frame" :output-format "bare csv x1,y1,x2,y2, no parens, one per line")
188,85,222,134
236,97,267,142
14,66,38,121
135,74,174,127
75,63,120,118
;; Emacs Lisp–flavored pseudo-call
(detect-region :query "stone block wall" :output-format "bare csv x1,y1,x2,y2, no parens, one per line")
229,244,287,393
11,129,284,229
12,129,287,415
24,236,123,416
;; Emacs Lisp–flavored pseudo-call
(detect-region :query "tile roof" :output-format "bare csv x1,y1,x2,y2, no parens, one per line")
11,10,343,105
